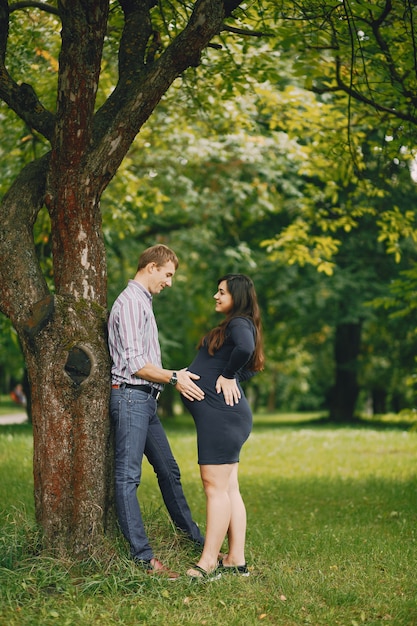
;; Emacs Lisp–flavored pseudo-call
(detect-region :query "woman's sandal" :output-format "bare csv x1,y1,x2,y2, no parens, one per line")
186,564,222,581
218,558,250,577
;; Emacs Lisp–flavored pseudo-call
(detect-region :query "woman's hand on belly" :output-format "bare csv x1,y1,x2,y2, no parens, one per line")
215,375,241,406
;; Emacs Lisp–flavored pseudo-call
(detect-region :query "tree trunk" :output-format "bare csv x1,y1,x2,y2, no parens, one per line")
372,387,387,415
328,322,362,422
20,294,113,555
0,0,239,557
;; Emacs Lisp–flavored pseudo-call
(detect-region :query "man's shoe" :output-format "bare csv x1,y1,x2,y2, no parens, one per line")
137,557,180,581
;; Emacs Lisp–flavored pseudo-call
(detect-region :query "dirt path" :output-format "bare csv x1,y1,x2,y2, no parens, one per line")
0,412,28,425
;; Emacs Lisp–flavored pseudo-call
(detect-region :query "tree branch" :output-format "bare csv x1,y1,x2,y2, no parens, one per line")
52,0,109,165
309,0,417,127
0,0,8,62
0,74,55,139
222,24,273,37
0,0,54,139
118,0,154,76
222,0,242,17
0,154,50,325
90,0,237,192
328,69,417,125
9,1,60,16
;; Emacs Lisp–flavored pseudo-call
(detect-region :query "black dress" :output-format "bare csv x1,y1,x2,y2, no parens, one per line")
182,316,256,465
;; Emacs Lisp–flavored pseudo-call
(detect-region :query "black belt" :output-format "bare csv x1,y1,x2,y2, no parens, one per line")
112,384,161,400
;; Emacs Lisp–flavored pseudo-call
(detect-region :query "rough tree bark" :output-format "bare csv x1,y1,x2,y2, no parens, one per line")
0,0,245,556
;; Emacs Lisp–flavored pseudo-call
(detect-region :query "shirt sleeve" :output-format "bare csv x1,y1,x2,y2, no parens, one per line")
118,298,148,375
236,368,257,382
221,317,256,379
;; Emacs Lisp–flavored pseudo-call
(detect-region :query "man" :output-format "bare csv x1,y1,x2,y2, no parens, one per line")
108,244,205,579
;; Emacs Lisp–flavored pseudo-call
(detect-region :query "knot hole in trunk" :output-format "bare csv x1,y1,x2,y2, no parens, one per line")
64,345,92,384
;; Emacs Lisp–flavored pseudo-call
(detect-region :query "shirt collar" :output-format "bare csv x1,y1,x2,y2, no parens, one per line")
128,279,153,303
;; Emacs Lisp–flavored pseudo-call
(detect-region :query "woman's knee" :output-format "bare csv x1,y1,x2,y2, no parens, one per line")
200,464,232,492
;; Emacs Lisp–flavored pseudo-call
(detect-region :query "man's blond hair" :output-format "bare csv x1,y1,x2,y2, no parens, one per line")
137,244,179,271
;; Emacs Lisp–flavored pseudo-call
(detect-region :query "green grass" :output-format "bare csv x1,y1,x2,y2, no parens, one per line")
0,394,27,416
1,412,416,626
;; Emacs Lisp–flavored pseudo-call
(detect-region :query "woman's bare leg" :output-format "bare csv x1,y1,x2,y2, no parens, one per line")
224,463,247,566
187,463,233,575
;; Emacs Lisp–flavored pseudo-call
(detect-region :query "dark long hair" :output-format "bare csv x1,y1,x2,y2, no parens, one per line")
201,274,264,371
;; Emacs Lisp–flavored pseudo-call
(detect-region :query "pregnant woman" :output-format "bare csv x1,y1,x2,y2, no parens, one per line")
182,274,264,580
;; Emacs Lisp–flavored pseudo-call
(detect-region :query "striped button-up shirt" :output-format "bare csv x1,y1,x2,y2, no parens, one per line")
108,279,163,388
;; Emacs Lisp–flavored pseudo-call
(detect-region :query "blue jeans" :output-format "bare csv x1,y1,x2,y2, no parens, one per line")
110,387,204,561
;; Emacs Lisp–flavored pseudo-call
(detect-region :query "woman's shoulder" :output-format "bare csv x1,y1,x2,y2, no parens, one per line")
226,316,256,341
227,316,255,329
